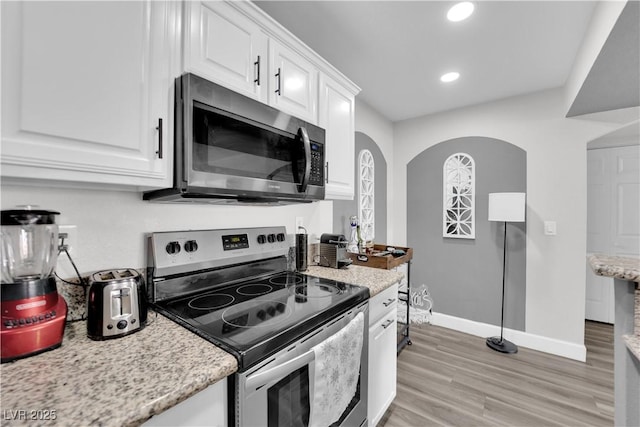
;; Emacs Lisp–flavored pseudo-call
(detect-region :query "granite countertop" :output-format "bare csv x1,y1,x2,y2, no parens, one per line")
304,264,404,296
0,265,401,426
0,312,237,427
624,334,640,361
587,254,640,283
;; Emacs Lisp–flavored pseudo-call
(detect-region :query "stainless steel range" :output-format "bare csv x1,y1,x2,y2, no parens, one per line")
147,226,369,427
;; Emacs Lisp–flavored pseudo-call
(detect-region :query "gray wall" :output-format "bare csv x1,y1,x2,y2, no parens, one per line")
407,137,527,331
334,132,387,242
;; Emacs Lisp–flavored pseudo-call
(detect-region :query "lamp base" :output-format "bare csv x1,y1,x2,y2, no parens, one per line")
486,336,518,354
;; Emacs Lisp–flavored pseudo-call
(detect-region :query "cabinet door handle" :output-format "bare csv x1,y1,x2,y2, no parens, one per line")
325,162,329,183
156,118,163,159
383,298,396,307
275,68,281,95
382,319,394,329
254,56,260,86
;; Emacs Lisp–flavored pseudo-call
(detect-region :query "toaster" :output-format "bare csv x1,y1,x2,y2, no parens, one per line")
86,269,148,340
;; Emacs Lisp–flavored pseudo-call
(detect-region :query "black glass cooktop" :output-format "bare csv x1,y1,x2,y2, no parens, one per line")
154,271,369,371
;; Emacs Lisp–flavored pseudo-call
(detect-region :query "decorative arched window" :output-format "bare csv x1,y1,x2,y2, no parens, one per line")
358,149,375,241
443,153,475,239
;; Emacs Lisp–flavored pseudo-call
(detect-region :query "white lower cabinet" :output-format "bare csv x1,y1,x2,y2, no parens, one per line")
368,283,398,427
142,379,227,427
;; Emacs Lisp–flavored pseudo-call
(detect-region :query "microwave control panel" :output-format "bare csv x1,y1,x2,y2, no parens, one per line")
309,142,324,186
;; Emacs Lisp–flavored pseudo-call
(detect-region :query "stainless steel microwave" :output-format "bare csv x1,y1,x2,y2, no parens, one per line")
144,73,325,204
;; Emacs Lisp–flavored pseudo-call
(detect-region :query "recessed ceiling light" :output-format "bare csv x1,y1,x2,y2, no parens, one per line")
440,72,460,83
447,2,475,22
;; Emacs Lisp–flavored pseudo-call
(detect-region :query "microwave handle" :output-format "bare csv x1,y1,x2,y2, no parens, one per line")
297,127,311,193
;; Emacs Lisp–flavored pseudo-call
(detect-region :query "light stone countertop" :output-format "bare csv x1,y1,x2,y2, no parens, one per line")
0,265,401,426
304,264,404,297
588,254,640,283
624,334,640,361
0,312,237,427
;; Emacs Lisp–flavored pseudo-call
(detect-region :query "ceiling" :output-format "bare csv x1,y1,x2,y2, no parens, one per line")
567,0,639,117
255,1,597,122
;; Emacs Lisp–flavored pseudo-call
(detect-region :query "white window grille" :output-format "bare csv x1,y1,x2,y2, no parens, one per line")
443,153,475,239
358,149,375,241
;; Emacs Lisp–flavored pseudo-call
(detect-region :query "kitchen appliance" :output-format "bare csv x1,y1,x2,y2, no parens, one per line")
147,226,369,427
143,73,326,205
86,268,147,340
319,233,353,269
295,228,308,272
1,208,67,363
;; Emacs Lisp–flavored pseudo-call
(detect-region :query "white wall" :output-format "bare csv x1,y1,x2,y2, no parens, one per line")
354,98,396,242
393,87,625,348
0,184,332,279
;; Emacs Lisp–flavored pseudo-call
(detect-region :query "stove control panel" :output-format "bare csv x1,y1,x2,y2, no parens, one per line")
222,234,249,251
149,226,289,278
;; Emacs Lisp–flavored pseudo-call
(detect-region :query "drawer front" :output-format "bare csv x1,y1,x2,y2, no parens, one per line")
369,282,398,326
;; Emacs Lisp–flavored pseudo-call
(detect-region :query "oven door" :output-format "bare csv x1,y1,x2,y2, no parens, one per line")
237,303,368,427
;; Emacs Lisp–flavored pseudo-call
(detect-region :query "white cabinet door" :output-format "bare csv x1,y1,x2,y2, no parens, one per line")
268,40,318,124
368,310,397,427
142,379,227,427
368,283,398,427
185,1,268,103
1,1,176,188
319,75,356,200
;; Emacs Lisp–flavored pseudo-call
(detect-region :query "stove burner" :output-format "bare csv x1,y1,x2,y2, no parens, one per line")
293,283,340,298
237,284,273,296
269,273,303,286
221,300,292,329
188,293,235,311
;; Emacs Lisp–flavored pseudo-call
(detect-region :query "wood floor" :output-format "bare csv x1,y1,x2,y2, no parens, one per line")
379,321,614,427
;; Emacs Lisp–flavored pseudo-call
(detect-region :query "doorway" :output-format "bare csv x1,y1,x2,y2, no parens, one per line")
585,132,640,323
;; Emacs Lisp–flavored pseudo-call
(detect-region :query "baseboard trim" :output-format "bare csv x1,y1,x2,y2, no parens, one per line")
430,312,587,362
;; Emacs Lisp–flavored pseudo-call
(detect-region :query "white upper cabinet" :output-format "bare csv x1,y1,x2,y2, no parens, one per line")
186,1,318,124
319,75,356,199
268,40,318,124
186,1,359,199
1,1,179,188
185,1,268,103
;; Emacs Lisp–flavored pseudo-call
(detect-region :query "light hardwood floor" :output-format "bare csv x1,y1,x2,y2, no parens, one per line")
380,321,614,426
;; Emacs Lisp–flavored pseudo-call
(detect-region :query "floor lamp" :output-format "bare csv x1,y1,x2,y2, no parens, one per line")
486,192,526,354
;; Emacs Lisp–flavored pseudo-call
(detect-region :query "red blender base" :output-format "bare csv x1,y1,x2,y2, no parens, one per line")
1,294,67,363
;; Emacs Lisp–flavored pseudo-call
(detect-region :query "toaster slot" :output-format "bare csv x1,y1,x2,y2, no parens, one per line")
111,288,132,318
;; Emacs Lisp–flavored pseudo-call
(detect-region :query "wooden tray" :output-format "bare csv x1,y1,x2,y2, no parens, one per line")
347,244,413,270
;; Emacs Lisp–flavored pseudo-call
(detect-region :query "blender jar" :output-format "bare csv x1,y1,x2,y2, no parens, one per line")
1,209,60,283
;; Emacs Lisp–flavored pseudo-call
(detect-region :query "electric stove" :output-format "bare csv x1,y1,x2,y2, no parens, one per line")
147,227,369,371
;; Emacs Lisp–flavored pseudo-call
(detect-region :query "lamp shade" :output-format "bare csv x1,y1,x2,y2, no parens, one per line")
488,192,526,222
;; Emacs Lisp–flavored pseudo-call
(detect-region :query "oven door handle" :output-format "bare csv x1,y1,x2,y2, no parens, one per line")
246,348,315,392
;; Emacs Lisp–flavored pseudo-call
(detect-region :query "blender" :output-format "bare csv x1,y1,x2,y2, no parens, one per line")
1,208,67,363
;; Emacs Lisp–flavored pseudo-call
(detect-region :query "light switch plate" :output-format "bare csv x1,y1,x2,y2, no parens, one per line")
544,221,557,236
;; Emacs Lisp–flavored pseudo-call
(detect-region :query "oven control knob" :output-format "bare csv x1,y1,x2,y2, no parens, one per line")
166,241,181,255
257,234,266,245
184,240,198,253
267,234,276,243
267,306,276,317
257,309,266,320
276,233,286,242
